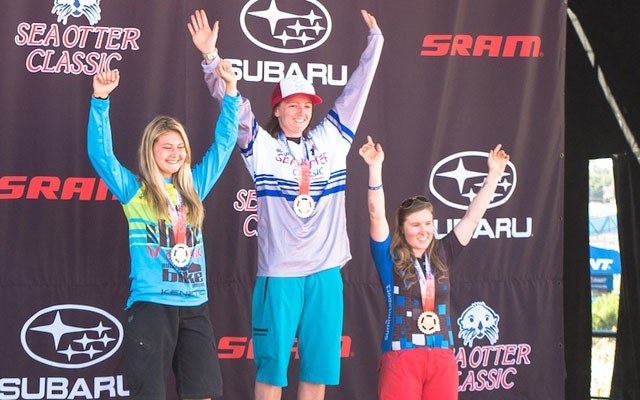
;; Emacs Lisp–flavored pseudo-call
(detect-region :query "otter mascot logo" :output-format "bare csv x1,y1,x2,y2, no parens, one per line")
457,301,500,347
52,0,102,26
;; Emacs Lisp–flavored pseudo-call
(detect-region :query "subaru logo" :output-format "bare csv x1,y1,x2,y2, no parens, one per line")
21,304,123,369
429,151,516,210
240,0,332,54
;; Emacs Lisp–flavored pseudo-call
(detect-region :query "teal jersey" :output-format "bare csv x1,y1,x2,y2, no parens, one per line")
87,94,239,308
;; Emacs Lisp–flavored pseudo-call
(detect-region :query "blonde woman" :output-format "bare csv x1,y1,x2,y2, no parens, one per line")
87,63,239,400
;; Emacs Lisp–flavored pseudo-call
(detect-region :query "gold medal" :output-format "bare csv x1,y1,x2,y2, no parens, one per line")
417,311,440,335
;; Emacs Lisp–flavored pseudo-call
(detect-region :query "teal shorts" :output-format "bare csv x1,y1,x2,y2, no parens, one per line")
251,267,344,387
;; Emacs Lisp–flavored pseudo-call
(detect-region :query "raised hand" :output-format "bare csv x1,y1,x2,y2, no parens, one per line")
188,9,219,56
216,60,238,96
216,60,236,83
361,9,379,30
359,135,384,166
93,69,120,98
487,144,510,176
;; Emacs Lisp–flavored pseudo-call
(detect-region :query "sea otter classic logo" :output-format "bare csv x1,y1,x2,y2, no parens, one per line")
240,0,332,54
21,304,123,369
455,302,533,392
51,0,102,26
429,150,517,210
457,301,500,347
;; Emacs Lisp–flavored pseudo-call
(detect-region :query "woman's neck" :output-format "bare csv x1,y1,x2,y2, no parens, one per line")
412,250,426,259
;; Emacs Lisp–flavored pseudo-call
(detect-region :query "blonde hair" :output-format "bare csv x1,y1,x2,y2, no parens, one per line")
137,116,204,227
390,197,447,288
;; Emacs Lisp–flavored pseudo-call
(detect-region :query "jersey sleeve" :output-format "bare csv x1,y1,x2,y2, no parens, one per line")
202,59,256,162
86,97,139,204
192,93,241,198
439,231,466,266
370,235,393,288
325,27,384,144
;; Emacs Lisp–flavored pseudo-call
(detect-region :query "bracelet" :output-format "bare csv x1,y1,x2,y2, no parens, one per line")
368,184,383,190
202,48,218,62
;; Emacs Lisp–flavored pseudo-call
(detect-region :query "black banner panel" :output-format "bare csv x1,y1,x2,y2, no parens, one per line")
1,1,564,399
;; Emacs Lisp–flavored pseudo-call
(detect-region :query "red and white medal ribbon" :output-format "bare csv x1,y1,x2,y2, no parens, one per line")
414,257,440,335
167,192,191,269
293,160,315,218
281,133,316,218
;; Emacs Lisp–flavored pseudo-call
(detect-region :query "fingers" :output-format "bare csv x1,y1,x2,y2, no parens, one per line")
489,144,510,167
189,10,213,32
360,9,378,29
95,69,119,84
216,60,231,74
200,9,210,28
363,135,376,151
359,136,383,157
188,12,201,34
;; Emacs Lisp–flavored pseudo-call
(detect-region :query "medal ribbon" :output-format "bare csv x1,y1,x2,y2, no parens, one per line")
166,192,187,246
298,160,311,196
280,133,313,197
414,257,435,312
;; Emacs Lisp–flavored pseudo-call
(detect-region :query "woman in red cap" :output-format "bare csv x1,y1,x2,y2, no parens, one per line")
189,8,383,400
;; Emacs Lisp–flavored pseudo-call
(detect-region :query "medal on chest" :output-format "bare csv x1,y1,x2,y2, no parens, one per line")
167,193,192,269
293,160,315,218
281,134,316,218
414,257,440,335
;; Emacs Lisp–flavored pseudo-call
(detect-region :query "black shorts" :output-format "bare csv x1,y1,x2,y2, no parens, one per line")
121,301,222,399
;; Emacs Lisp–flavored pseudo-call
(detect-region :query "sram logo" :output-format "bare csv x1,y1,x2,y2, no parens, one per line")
0,175,116,201
421,34,542,58
218,336,353,359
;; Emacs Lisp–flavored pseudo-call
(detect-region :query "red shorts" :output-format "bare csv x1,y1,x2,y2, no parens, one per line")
378,347,458,400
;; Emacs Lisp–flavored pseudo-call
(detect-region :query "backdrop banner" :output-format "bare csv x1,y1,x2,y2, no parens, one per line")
0,1,565,399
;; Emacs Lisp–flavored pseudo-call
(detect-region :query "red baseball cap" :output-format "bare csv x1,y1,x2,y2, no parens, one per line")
271,76,323,108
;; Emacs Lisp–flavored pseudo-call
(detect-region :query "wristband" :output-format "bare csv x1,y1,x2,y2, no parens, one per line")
368,184,383,190
203,48,218,62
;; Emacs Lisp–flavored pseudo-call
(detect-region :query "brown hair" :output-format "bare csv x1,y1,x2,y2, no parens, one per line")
390,196,447,288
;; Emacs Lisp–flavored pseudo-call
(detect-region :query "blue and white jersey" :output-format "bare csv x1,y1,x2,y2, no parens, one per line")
203,28,383,277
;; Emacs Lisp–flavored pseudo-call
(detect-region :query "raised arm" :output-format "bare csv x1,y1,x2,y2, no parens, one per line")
192,60,240,197
92,68,120,99
188,9,254,150
331,10,383,136
188,9,225,99
359,136,389,241
87,69,139,203
453,144,510,245
216,59,237,97
188,9,219,64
